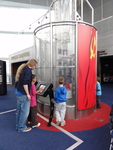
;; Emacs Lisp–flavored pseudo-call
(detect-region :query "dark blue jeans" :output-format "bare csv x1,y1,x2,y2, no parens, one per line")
16,95,30,132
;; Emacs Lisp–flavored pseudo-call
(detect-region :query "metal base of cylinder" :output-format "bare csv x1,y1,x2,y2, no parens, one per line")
37,97,95,119
76,107,95,119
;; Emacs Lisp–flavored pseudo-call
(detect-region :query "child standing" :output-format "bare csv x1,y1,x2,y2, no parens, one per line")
54,77,67,126
28,74,43,128
96,76,102,108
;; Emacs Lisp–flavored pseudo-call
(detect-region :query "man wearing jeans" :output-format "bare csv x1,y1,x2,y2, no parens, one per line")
15,59,37,132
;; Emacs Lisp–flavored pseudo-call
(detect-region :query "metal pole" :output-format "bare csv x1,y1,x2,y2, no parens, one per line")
86,0,94,25
75,0,77,21
50,23,53,83
75,22,78,119
81,0,83,21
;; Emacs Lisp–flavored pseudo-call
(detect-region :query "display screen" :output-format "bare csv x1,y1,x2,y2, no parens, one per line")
36,81,53,97
38,84,46,93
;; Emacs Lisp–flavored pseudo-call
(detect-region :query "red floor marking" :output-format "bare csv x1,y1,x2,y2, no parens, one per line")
36,102,111,132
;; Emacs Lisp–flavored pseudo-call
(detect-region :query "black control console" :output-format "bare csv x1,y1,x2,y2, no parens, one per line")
36,81,54,127
36,82,53,97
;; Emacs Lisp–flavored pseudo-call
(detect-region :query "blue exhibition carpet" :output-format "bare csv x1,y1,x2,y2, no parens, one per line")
0,85,113,150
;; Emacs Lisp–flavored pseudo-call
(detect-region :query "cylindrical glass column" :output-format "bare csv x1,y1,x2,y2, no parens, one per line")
34,21,97,119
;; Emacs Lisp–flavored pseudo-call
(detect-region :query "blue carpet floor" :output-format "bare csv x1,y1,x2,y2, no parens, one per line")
0,85,112,150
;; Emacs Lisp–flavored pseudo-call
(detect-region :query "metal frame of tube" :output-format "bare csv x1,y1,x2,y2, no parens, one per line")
34,21,96,119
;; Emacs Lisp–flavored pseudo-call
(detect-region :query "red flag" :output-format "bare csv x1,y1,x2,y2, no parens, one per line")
77,24,96,110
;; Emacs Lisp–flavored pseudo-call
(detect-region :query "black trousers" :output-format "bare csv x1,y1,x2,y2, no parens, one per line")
47,89,54,127
28,106,38,126
96,95,101,108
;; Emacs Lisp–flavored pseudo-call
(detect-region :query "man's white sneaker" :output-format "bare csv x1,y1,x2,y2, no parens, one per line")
22,127,32,132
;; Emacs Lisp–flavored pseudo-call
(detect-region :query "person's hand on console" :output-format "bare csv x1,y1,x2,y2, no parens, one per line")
36,87,44,94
